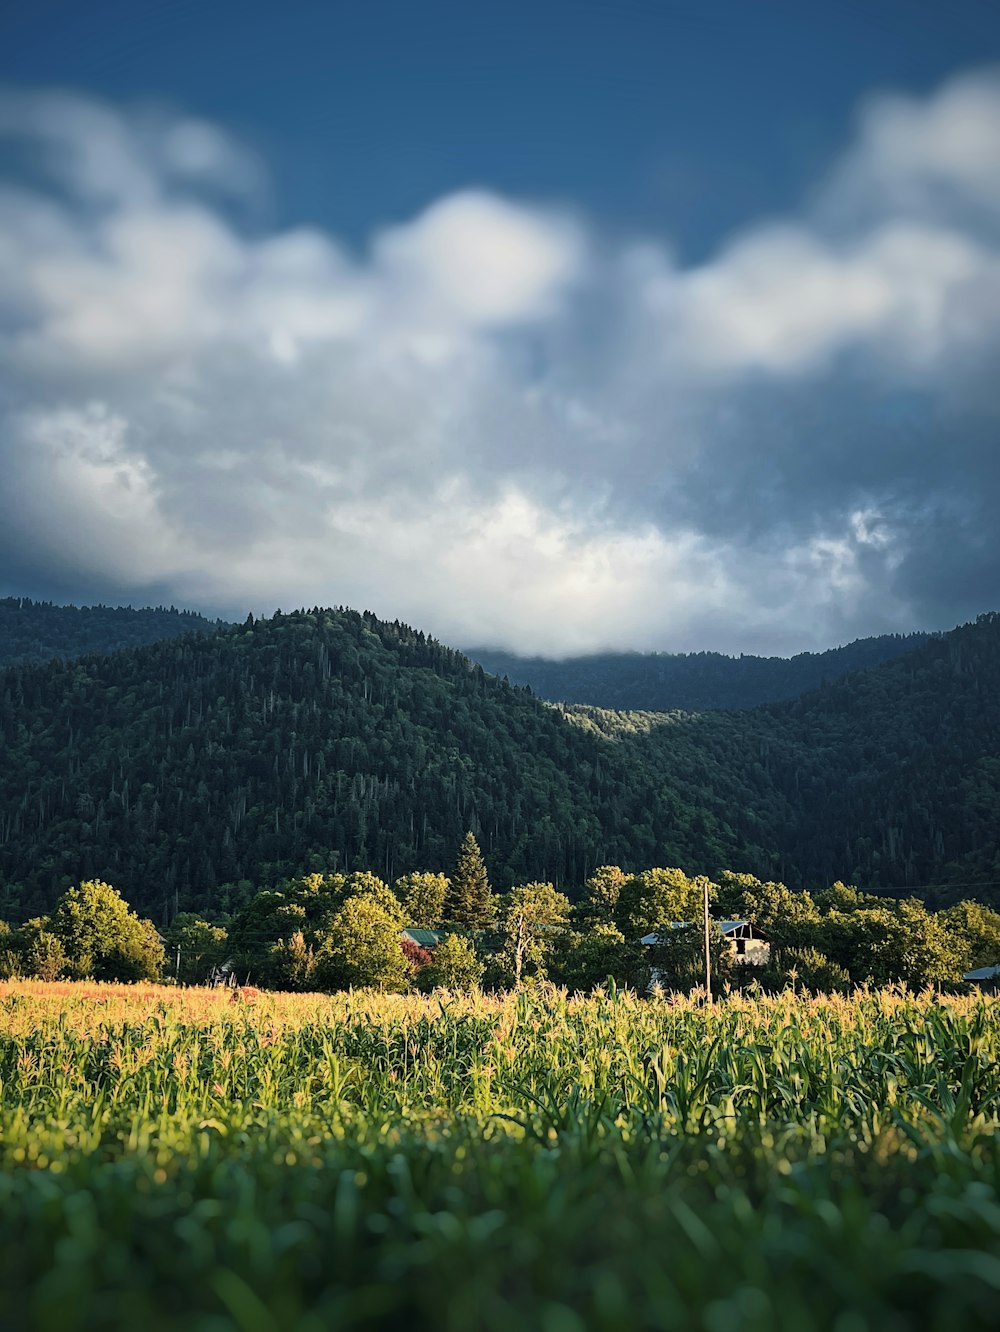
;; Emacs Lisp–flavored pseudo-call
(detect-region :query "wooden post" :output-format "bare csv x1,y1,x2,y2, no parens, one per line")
703,877,712,1004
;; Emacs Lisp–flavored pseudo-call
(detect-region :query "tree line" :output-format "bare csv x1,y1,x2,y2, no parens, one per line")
4,833,999,996
0,596,226,669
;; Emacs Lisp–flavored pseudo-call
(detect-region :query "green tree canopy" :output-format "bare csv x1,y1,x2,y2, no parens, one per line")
267,931,316,992
416,934,484,992
313,897,409,992
0,921,20,980
394,872,450,928
939,900,1000,971
814,882,882,914
19,921,68,982
645,922,733,997
820,900,964,989
718,871,820,947
615,868,707,939
549,922,638,993
767,945,851,995
575,865,627,927
498,881,571,985
48,880,164,981
164,914,229,985
338,872,406,925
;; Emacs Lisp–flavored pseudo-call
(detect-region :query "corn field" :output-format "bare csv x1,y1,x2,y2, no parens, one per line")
2,980,1000,1331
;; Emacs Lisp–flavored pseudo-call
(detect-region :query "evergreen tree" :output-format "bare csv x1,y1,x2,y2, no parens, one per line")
444,833,495,927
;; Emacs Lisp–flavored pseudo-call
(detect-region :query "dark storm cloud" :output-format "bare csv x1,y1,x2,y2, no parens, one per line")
1,71,999,653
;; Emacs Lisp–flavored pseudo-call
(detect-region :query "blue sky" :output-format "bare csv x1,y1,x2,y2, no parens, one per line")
5,0,996,254
1,2,999,654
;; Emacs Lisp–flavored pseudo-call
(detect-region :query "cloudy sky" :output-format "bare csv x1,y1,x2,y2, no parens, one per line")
1,1,999,655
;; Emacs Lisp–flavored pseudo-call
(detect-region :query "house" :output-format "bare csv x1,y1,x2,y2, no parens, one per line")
963,963,1000,993
401,928,445,948
640,919,771,967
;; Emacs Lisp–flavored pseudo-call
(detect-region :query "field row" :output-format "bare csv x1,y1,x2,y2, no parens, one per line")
3,982,1000,1330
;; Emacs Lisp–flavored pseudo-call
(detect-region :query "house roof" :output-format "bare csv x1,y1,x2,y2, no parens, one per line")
402,928,444,947
964,964,1000,981
640,919,757,946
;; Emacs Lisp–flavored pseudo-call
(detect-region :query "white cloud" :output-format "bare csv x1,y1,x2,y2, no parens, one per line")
6,404,186,584
643,220,1000,377
1,74,999,653
373,190,585,332
821,65,1000,223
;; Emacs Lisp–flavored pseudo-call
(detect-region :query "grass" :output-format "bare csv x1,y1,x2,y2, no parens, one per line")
2,980,1000,1330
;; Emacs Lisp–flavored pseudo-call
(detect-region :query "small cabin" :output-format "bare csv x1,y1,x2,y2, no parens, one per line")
963,963,1000,993
401,928,445,948
640,919,770,967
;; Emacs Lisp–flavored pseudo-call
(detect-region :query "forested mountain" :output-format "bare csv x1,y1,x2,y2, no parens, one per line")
0,607,998,923
0,609,769,921
469,633,931,711
0,597,228,668
595,611,1000,898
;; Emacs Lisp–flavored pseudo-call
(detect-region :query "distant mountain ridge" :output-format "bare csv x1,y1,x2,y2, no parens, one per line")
0,595,933,713
468,633,933,711
0,597,229,668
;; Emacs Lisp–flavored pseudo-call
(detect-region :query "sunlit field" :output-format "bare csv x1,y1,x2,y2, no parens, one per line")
3,980,1000,1331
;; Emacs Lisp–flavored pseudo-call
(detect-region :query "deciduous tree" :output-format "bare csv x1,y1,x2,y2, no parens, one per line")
394,872,449,928
416,934,484,992
313,896,409,991
48,880,164,981
615,868,707,939
499,881,571,985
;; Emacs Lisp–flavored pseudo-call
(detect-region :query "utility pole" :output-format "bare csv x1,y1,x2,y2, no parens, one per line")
703,876,712,1004
175,944,181,980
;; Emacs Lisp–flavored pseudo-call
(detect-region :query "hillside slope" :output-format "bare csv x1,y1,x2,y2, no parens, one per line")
470,633,931,711
0,609,772,919
589,612,1000,900
1,607,998,921
0,597,228,668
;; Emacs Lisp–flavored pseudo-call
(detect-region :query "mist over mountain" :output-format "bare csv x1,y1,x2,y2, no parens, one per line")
468,633,933,712
0,594,930,713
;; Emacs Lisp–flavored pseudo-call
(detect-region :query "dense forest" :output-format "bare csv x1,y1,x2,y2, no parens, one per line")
469,633,932,711
0,608,762,919
607,612,1000,895
0,597,228,668
0,606,998,923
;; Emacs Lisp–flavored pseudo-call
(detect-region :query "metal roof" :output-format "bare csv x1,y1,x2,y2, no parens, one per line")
401,928,444,947
963,964,1000,981
640,919,756,945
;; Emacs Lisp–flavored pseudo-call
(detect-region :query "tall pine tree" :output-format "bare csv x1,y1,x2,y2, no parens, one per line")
444,832,495,927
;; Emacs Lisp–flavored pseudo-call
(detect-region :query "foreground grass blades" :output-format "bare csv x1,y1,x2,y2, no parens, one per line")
2,981,1000,1330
